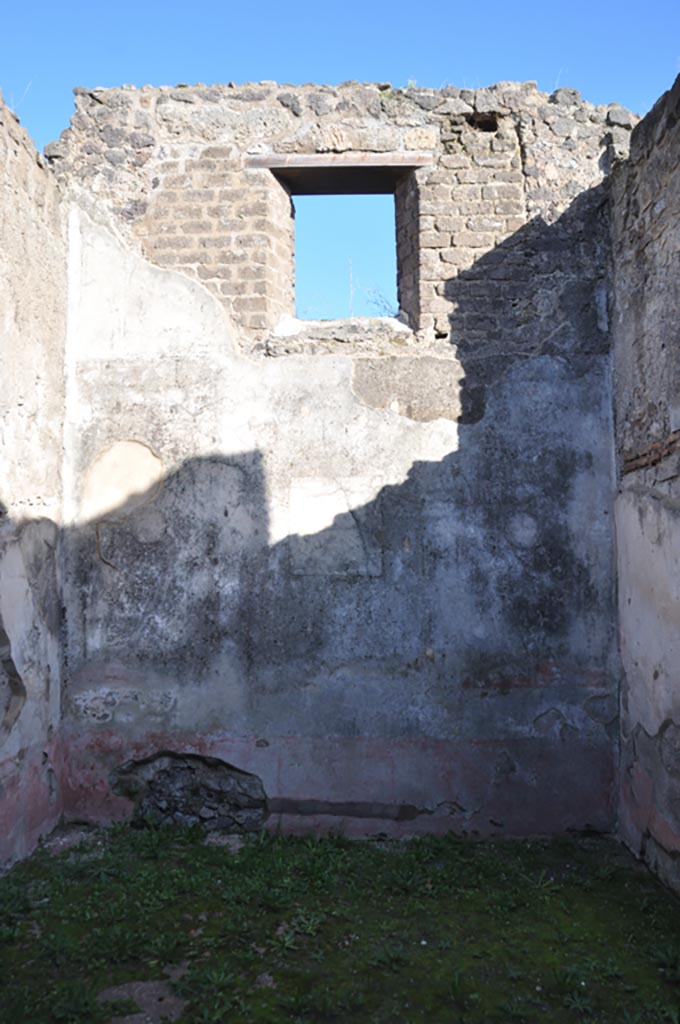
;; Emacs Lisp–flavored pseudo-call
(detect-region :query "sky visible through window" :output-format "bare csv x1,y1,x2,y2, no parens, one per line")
294,194,397,320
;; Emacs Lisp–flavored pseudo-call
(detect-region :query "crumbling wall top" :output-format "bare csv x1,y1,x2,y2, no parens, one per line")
42,79,637,348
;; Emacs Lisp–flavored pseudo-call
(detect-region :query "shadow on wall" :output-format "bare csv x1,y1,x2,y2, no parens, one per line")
0,183,619,838
65,449,271,697
447,185,610,423
0,505,61,739
0,503,28,738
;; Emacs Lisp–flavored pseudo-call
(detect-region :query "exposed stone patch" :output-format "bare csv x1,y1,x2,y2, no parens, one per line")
110,751,268,831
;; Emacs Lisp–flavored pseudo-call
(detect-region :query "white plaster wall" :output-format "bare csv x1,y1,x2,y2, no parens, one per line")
617,491,680,738
61,209,460,732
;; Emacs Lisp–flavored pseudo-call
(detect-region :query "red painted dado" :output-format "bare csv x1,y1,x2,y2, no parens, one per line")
0,736,64,867
619,761,680,858
57,728,615,839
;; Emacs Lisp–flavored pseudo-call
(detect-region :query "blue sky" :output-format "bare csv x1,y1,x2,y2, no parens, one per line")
2,0,678,318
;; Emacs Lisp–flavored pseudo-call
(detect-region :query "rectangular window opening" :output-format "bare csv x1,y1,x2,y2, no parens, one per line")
293,194,398,321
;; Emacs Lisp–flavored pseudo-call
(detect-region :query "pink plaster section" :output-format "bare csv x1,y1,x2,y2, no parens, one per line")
619,761,680,856
0,736,64,867
60,728,615,837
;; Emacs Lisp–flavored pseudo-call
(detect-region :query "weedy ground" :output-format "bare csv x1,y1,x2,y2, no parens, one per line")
1,825,680,1023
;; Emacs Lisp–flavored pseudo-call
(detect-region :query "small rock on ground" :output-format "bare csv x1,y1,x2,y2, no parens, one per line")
41,823,101,856
204,832,244,852
97,979,186,1024
254,971,276,989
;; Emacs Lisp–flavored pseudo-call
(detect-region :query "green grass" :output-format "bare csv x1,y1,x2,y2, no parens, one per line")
1,825,680,1023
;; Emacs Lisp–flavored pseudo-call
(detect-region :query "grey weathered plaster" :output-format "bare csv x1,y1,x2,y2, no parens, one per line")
611,76,680,891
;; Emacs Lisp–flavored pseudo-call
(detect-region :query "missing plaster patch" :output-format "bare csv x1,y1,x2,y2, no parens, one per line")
660,722,680,779
70,686,177,725
80,441,164,522
0,622,26,737
111,751,268,831
465,112,499,132
351,357,462,422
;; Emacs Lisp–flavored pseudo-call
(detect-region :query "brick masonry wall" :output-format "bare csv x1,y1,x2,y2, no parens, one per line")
611,75,680,891
47,81,636,352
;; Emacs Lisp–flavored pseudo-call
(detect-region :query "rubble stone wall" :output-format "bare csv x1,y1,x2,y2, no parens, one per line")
611,76,680,890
